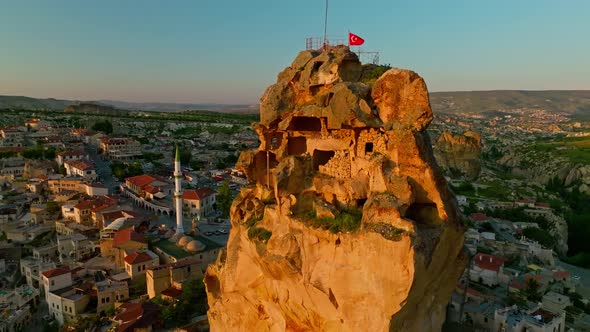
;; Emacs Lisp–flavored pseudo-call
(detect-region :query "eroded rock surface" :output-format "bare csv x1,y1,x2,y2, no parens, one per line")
434,130,482,180
205,46,466,332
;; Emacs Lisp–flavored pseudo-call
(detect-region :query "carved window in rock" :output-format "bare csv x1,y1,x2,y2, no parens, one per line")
312,150,335,170
288,117,322,132
365,142,374,154
287,137,307,155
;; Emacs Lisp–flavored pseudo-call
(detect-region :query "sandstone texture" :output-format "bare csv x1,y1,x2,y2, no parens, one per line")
205,46,466,332
434,130,482,180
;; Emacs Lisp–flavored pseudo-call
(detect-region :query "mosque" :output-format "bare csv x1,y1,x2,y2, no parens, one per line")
150,146,223,266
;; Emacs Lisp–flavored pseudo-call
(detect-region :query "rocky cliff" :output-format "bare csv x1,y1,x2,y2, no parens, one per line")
434,130,482,180
205,46,466,332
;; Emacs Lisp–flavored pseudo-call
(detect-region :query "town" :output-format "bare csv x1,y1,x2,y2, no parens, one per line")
0,109,257,331
1,100,590,331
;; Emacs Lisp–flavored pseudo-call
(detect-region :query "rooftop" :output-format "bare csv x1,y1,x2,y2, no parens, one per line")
183,187,216,200
113,227,146,247
41,266,71,278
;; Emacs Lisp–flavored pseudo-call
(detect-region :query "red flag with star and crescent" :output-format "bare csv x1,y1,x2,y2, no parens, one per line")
349,32,365,46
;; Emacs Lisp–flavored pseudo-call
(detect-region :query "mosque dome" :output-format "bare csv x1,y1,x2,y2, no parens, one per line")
178,236,193,247
105,217,127,231
185,240,205,253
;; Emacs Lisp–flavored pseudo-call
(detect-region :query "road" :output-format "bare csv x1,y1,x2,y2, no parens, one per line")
85,144,119,193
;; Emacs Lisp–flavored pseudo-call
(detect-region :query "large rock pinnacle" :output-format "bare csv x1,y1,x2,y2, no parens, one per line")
205,46,466,332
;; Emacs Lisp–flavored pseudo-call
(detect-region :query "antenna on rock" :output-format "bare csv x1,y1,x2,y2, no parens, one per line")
323,0,329,50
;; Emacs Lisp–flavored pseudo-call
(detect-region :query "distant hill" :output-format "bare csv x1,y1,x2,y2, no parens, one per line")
1,91,589,117
429,90,590,116
0,95,257,114
64,102,125,115
0,95,76,110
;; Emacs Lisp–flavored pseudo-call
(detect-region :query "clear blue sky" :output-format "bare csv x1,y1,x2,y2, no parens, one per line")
1,0,588,104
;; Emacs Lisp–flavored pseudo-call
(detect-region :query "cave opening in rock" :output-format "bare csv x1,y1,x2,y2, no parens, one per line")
287,137,307,155
288,117,322,131
312,150,335,170
365,142,374,154
405,202,439,224
356,198,367,208
312,61,323,72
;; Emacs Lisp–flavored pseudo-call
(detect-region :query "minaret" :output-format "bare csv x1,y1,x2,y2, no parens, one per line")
174,145,185,235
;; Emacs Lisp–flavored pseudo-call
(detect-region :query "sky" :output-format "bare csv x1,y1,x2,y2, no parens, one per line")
0,0,589,104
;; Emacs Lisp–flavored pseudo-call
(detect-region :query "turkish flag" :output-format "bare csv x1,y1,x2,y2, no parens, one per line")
349,32,365,46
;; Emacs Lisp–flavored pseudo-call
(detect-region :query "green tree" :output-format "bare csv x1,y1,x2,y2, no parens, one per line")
523,227,555,248
217,181,232,217
91,119,113,134
522,278,542,302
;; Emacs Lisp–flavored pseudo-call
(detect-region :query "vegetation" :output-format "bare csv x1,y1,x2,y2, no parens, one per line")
305,207,362,233
217,181,232,217
247,227,272,243
522,227,555,248
22,145,57,160
91,119,113,134
150,278,208,328
28,231,54,247
0,150,17,159
360,64,392,84
110,161,143,180
364,222,406,241
532,135,590,164
142,152,164,162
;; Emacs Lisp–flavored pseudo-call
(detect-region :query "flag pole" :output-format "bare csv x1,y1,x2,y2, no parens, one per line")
323,0,328,49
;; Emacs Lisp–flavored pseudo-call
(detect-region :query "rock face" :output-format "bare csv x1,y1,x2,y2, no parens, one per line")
205,46,466,332
434,130,482,180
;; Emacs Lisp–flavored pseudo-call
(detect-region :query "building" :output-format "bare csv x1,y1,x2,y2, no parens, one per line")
20,257,56,289
542,292,571,313
146,259,200,299
95,279,129,313
56,150,89,166
0,128,25,147
73,196,118,224
0,285,39,332
102,227,148,268
99,137,142,160
494,306,565,332
125,174,171,199
64,159,97,180
41,266,72,299
182,187,217,220
469,253,505,287
111,302,161,332
57,233,94,262
123,250,159,280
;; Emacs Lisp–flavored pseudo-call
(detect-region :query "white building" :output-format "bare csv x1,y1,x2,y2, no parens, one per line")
64,159,97,180
182,187,217,220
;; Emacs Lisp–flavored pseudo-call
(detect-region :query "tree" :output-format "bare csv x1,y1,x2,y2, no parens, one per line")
522,278,542,302
217,181,232,217
91,120,113,134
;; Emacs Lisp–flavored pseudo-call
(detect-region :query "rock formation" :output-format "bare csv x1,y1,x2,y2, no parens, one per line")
434,130,482,180
205,46,466,332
